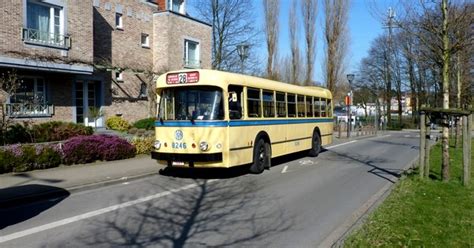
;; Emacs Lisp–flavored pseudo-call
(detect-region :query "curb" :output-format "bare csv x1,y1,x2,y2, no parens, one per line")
319,151,420,247
0,171,159,209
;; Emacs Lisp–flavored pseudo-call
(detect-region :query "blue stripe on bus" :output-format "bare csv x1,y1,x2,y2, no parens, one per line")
154,118,333,127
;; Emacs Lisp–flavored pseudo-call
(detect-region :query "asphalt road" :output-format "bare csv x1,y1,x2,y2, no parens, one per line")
0,131,420,248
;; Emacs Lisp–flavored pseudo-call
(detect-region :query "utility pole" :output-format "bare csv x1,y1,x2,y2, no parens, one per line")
383,7,395,129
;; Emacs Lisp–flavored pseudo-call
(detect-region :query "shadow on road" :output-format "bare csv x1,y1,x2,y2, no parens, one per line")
158,150,314,179
327,150,403,183
0,184,70,229
75,178,294,247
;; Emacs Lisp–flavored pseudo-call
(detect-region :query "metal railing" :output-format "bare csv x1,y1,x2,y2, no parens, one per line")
184,59,201,69
22,28,71,49
5,103,54,117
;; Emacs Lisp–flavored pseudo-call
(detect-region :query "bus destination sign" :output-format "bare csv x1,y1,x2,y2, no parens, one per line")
166,71,199,84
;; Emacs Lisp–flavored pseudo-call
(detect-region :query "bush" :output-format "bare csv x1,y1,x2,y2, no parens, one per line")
131,137,154,154
132,118,155,130
31,121,93,143
0,149,17,174
62,135,135,164
0,144,62,173
3,124,33,144
106,116,130,132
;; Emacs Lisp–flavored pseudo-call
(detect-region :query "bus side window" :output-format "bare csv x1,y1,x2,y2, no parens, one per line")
297,95,305,117
327,99,332,117
287,94,296,117
247,87,261,118
321,98,327,117
229,85,243,119
314,97,321,117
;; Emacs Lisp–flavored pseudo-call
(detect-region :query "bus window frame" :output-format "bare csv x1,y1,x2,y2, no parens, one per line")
306,96,313,117
262,90,275,118
314,97,321,117
287,93,296,117
247,87,262,118
297,95,305,118
276,91,286,118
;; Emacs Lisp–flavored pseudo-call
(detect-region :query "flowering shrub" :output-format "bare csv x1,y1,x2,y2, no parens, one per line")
62,135,136,164
0,143,62,173
130,137,154,154
106,116,130,132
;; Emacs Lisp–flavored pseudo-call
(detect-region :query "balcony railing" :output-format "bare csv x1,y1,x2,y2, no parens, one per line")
184,59,201,69
22,28,71,49
5,103,54,117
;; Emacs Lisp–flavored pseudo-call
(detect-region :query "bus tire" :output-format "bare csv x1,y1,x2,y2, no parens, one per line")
249,139,270,174
308,131,321,157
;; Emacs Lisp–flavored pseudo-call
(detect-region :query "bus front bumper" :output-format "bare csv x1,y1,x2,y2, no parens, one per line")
151,151,223,167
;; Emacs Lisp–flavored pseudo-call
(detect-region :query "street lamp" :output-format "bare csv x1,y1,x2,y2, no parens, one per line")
236,43,249,73
346,73,355,138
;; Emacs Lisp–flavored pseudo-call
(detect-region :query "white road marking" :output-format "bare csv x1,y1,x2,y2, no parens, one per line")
298,160,315,165
281,165,289,173
325,140,357,149
0,179,219,244
122,182,129,185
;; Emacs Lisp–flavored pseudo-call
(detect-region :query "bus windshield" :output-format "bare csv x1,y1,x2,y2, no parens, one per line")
158,86,224,120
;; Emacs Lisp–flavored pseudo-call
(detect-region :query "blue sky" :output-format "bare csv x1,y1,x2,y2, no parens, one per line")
190,0,397,84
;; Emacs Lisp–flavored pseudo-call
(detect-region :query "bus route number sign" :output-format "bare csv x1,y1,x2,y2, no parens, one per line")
166,72,199,84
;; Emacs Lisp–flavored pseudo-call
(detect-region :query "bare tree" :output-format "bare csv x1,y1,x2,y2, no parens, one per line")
323,0,350,94
0,69,20,145
194,0,259,73
302,0,318,85
396,0,472,181
289,0,302,85
263,0,280,79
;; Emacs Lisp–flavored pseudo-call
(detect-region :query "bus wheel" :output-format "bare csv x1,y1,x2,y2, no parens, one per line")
308,131,321,157
250,139,270,174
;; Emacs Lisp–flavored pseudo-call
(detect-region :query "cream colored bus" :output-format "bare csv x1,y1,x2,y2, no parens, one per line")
152,69,333,173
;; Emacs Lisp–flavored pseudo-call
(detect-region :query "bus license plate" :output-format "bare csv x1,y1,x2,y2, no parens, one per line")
172,161,185,166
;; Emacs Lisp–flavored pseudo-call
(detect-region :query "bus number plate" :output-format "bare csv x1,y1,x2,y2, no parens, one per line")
172,142,187,149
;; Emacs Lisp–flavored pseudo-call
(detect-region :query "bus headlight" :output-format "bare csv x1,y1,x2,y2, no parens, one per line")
154,140,161,150
199,141,209,151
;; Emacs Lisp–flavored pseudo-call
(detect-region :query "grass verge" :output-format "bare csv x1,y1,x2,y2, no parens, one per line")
344,139,474,247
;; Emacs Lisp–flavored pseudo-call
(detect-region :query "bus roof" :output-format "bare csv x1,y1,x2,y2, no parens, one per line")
156,69,333,99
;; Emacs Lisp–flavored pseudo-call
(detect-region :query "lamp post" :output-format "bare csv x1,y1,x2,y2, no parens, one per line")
346,73,355,138
236,43,249,74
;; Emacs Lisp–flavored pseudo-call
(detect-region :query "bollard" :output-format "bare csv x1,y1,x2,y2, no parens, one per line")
419,111,426,178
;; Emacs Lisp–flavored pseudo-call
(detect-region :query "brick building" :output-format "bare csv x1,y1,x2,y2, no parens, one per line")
0,0,211,127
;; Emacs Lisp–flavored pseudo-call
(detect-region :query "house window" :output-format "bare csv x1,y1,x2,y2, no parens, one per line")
141,33,149,47
25,0,65,47
9,77,51,116
169,0,184,13
115,13,123,29
184,39,199,68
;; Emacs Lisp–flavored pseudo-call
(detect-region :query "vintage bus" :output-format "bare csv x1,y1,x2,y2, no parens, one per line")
152,69,333,173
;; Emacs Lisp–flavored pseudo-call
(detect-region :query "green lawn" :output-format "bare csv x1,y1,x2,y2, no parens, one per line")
345,139,474,247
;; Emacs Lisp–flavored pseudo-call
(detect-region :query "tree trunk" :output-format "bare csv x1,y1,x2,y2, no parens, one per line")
441,0,450,181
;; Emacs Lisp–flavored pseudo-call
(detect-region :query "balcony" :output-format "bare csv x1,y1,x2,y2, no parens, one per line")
6,103,54,117
22,28,71,50
184,59,201,69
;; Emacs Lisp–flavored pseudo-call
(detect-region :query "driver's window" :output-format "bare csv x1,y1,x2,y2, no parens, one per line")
228,85,243,119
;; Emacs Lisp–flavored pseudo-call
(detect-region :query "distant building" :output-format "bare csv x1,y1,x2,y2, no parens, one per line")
0,0,211,127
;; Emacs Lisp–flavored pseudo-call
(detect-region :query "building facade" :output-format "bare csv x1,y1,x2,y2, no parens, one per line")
0,0,211,127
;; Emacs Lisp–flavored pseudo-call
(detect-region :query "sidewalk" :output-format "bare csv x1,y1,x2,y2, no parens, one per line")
0,155,160,208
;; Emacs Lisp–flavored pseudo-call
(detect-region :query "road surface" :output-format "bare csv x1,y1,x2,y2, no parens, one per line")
0,131,420,247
